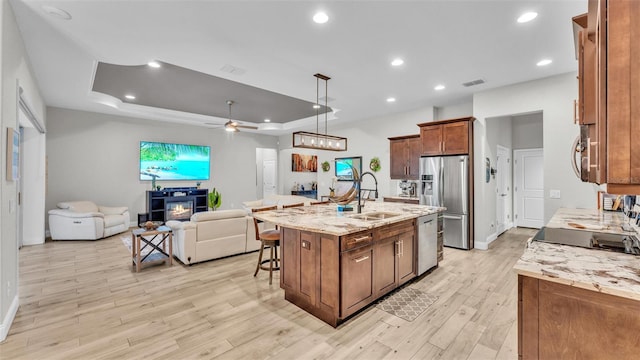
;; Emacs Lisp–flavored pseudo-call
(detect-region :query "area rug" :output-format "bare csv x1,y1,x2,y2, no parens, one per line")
375,286,438,322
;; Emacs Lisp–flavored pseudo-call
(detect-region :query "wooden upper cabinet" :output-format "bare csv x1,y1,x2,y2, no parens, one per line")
418,117,474,156
420,125,442,156
388,134,420,180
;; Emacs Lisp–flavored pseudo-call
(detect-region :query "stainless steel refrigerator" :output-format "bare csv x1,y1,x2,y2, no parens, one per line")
419,155,470,250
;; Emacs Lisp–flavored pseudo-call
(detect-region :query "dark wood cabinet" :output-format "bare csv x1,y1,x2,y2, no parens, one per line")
389,134,420,180
574,0,640,194
280,219,418,327
518,275,640,359
340,245,374,318
418,117,473,156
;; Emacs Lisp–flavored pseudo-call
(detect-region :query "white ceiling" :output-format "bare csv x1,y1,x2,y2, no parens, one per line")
9,0,587,135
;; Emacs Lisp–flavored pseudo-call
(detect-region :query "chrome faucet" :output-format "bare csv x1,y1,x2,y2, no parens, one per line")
357,171,379,213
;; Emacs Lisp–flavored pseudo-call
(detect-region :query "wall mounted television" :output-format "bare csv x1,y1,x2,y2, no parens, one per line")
139,141,210,181
335,156,362,181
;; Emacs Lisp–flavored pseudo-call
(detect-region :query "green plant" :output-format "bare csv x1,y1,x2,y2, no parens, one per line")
321,161,330,172
370,157,381,172
208,188,222,210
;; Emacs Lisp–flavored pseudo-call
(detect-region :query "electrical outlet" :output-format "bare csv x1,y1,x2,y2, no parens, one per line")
550,190,561,199
7,281,11,295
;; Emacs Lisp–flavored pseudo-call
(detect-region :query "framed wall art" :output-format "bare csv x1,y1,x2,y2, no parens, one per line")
292,153,318,172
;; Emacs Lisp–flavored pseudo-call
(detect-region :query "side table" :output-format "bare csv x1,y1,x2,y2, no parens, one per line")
131,225,173,272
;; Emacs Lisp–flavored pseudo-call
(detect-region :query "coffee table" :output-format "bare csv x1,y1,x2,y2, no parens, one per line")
131,225,173,272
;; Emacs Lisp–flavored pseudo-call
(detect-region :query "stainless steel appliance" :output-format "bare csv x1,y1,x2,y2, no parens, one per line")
420,155,471,249
399,180,417,197
417,214,438,275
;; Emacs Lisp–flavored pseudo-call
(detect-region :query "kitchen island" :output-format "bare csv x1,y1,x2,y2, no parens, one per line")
514,208,640,358
253,201,444,327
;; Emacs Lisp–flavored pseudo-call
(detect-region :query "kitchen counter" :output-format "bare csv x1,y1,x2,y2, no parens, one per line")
514,207,640,300
252,201,443,236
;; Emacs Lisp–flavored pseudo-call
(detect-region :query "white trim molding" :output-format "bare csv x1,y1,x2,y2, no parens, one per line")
0,294,19,342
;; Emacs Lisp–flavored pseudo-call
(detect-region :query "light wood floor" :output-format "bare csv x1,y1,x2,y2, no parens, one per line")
0,227,535,359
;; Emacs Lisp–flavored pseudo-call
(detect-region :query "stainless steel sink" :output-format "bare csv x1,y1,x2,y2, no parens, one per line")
349,212,402,221
534,227,640,255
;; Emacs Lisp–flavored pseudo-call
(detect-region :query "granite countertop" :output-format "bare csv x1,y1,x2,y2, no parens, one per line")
514,207,640,301
252,201,444,236
383,196,420,201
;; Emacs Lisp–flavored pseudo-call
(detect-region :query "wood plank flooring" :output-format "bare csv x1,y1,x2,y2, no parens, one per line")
0,227,535,359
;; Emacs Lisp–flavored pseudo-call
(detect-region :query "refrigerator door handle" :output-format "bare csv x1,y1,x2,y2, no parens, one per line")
442,214,463,220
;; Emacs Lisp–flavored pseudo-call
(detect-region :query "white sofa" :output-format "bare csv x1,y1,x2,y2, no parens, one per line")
167,209,272,265
242,194,313,212
48,201,130,240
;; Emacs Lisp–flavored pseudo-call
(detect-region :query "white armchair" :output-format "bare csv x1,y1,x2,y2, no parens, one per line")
48,201,130,240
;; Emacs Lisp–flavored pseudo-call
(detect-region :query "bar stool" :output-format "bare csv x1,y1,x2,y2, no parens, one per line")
252,206,279,285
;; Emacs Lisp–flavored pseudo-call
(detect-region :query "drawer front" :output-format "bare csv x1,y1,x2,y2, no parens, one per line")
376,219,415,239
341,231,373,252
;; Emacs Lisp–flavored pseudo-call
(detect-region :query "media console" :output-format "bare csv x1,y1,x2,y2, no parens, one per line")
146,187,208,222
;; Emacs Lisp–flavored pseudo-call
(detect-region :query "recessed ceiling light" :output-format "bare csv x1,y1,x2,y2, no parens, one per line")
313,12,329,24
124,94,136,100
517,12,538,23
147,61,161,68
313,104,321,109
386,97,396,103
264,119,271,123
42,5,72,20
537,59,552,66
391,58,404,66
434,84,446,91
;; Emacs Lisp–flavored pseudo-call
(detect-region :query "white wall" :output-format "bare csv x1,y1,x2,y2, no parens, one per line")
45,107,278,225
1,0,46,341
435,101,473,120
512,113,544,149
473,73,598,249
20,126,46,245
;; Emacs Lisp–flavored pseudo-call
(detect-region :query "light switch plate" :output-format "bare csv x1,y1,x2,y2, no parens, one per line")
550,190,561,199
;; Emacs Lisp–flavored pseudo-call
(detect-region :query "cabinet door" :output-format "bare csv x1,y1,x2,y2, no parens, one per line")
442,121,469,155
397,230,415,285
407,137,421,180
340,245,373,317
390,139,408,179
373,235,398,297
420,125,443,156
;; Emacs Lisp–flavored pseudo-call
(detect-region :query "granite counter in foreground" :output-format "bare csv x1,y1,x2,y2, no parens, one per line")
252,201,444,236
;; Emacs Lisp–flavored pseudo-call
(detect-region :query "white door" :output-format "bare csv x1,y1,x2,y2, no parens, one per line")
263,159,277,198
514,149,544,229
496,145,512,235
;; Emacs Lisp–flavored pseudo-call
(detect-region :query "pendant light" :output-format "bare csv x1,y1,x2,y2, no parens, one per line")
292,73,347,151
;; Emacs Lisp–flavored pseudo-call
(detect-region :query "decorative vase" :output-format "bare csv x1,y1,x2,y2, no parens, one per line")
329,190,335,197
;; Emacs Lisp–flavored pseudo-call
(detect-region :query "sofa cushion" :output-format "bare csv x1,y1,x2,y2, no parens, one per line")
57,201,99,213
103,214,124,228
191,209,247,222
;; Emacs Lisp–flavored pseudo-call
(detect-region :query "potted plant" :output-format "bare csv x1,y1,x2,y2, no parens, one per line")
208,188,222,211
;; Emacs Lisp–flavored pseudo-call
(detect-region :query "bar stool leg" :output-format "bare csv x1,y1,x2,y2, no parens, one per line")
269,244,274,285
274,244,279,268
254,240,265,277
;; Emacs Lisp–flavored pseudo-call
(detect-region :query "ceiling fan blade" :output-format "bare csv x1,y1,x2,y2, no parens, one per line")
236,124,259,130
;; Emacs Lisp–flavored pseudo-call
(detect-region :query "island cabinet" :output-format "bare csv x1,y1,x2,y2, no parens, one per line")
280,219,417,327
417,117,474,156
388,134,421,180
518,275,640,359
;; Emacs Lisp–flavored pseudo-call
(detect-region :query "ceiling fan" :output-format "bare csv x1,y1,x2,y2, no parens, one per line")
223,100,258,132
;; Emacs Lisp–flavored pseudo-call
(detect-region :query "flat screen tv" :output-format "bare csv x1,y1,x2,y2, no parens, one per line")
139,141,210,181
335,156,362,181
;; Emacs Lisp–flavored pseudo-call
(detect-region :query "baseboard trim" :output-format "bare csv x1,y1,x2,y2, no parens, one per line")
0,294,19,342
475,231,498,250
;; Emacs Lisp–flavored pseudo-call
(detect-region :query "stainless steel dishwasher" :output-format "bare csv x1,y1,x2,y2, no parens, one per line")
417,214,438,275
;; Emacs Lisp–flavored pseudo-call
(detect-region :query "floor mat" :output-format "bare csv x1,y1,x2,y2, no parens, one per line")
375,286,438,322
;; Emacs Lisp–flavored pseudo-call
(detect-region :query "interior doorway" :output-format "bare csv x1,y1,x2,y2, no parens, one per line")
495,145,512,235
514,148,544,229
256,148,278,199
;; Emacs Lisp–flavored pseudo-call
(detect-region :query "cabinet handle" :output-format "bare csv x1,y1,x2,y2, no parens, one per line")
396,241,401,256
442,141,445,152
573,99,578,124
354,255,369,263
400,240,404,257
351,236,371,243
